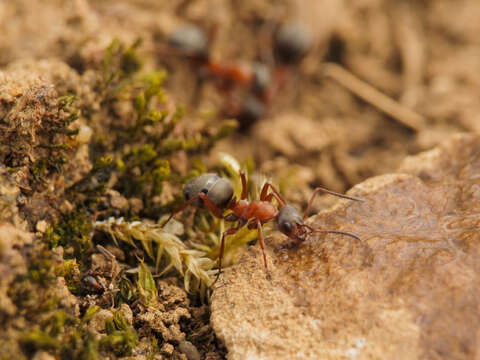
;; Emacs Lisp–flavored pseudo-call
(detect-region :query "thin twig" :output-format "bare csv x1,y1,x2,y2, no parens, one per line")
323,62,426,131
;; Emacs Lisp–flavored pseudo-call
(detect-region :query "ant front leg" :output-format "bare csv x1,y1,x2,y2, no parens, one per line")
162,192,226,228
161,197,203,227
198,193,224,219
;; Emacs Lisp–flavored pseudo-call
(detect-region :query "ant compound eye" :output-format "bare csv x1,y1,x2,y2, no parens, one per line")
276,205,303,236
282,221,292,235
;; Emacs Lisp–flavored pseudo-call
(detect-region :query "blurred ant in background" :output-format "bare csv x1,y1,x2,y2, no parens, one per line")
161,22,312,131
162,171,363,282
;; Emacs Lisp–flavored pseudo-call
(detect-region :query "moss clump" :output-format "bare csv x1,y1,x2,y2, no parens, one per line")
2,36,241,359
5,241,104,359
100,312,138,356
20,330,59,353
44,212,94,261
29,93,80,187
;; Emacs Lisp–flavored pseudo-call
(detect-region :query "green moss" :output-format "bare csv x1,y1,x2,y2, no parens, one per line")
20,330,59,352
7,36,244,359
44,212,94,261
28,93,80,188
31,157,47,183
137,261,157,305
82,305,101,323
131,144,158,164
101,39,142,90
101,312,138,356
55,259,81,294
77,332,99,360
116,275,137,305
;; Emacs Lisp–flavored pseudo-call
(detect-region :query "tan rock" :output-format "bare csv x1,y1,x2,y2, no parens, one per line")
160,342,174,357
35,220,48,233
32,351,55,360
211,133,480,360
89,309,114,333
0,223,31,317
120,303,134,326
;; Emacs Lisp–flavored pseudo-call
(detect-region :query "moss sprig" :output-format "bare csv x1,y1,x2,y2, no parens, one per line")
94,217,217,293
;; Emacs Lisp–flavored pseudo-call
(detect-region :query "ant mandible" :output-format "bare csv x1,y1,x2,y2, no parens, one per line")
162,171,363,281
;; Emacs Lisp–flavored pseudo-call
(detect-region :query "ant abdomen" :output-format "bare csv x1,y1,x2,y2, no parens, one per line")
167,25,210,61
274,22,313,65
183,173,234,209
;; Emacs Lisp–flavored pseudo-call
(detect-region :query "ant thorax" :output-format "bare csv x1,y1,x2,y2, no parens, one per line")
233,199,278,222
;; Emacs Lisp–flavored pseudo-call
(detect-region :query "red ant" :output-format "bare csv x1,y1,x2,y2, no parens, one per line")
165,26,265,93
163,23,312,130
162,171,363,281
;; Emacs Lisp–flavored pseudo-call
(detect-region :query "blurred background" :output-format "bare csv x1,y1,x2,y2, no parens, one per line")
1,1,479,358
3,1,479,192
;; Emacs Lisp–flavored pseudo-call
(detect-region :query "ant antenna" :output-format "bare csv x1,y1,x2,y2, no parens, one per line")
303,186,364,219
303,224,361,242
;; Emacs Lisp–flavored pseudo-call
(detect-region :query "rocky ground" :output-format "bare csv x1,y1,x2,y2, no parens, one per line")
1,0,480,359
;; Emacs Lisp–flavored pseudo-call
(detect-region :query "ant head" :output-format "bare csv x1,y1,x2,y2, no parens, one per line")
276,205,308,241
167,25,210,61
183,173,234,209
273,22,313,66
276,204,362,243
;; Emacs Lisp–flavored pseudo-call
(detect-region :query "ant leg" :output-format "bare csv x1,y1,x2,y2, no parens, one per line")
268,65,289,101
303,187,364,220
161,196,202,227
254,219,269,273
239,171,248,200
212,222,243,286
198,193,224,219
264,192,285,207
260,182,286,207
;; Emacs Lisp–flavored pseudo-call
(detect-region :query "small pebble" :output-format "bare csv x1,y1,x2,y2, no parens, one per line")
161,343,174,357
77,124,93,144
178,341,201,360
32,351,55,360
120,303,133,325
36,220,48,233
59,200,74,214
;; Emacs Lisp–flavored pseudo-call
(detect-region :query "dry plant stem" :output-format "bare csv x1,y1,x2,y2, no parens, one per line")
391,2,426,108
323,62,426,131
